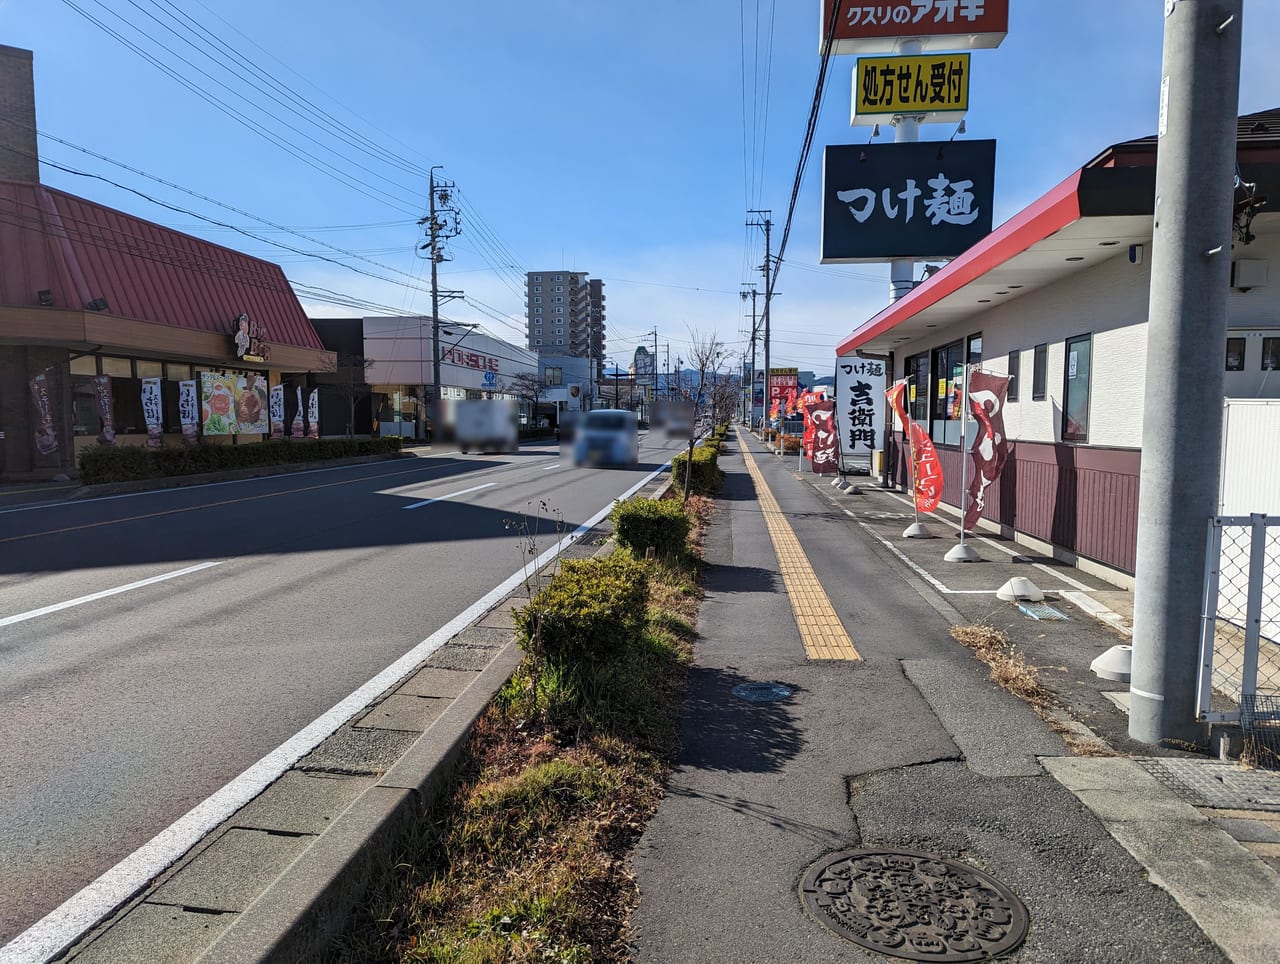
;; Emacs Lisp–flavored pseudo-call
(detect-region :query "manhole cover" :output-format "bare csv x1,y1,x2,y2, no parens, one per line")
731,682,792,702
799,848,1029,961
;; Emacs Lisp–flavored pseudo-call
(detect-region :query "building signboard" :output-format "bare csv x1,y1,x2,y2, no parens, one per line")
852,53,968,125
821,0,1008,55
836,356,887,465
768,368,799,419
821,139,995,263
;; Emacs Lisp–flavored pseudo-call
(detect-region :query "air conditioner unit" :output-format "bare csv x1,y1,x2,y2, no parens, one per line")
1231,259,1269,291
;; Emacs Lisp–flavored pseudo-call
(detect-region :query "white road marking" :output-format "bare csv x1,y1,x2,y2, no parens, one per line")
0,562,223,629
0,459,673,964
541,463,561,471
401,482,496,510
842,510,994,595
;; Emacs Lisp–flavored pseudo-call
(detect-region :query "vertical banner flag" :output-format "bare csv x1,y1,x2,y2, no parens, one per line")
965,368,1012,531
307,388,320,439
886,379,943,513
178,380,199,444
200,372,237,436
784,387,797,417
235,373,269,435
800,390,824,457
140,377,163,448
93,374,116,444
290,386,305,438
835,357,886,466
808,400,839,475
28,372,58,455
269,383,285,440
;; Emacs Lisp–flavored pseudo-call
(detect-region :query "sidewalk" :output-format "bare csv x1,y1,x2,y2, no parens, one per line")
629,427,1280,963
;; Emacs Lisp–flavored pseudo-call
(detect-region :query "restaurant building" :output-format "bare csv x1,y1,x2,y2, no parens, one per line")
0,45,334,481
837,109,1280,586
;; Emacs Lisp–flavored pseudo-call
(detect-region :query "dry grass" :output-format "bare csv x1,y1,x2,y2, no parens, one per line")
949,623,1116,757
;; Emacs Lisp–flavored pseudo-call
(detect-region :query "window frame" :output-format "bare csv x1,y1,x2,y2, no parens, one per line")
1061,332,1093,443
1032,343,1048,401
1007,350,1020,402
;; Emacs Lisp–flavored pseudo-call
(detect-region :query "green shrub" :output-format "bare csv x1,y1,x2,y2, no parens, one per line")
78,436,404,484
671,444,721,495
611,497,691,560
514,555,650,668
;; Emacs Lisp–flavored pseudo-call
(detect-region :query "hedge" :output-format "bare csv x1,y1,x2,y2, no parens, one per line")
78,436,404,485
514,554,650,667
611,497,691,561
671,442,721,495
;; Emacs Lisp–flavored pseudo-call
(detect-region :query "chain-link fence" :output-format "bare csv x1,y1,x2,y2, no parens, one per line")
1197,514,1280,768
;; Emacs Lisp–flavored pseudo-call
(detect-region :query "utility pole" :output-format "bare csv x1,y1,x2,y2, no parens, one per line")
747,210,772,430
741,284,759,425
1129,0,1242,747
419,167,462,440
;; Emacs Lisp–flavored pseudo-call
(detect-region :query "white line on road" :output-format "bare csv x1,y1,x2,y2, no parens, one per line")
0,459,673,964
541,463,561,471
401,482,496,510
0,562,223,629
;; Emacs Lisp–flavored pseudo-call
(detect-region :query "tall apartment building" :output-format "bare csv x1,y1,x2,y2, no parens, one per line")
525,271,605,380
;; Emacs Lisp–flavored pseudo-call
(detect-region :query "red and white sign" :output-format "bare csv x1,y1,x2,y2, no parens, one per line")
964,368,1010,531
887,379,943,513
808,400,839,474
821,0,1008,55
443,348,500,373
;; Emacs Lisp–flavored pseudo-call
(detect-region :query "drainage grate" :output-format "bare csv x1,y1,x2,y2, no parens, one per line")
1136,757,1280,811
731,682,792,702
1016,602,1068,621
799,848,1029,961
1242,695,1280,771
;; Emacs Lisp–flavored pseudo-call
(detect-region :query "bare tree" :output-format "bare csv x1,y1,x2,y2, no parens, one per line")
680,329,728,504
501,371,548,426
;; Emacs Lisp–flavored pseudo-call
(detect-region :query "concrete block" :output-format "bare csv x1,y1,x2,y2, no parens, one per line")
354,694,447,732
149,829,313,913
396,666,480,699
426,643,502,671
296,726,418,775
232,771,375,837
71,902,237,964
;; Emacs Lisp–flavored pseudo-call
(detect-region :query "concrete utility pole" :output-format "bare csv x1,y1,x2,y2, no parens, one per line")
747,210,772,425
421,167,461,439
741,285,759,424
1130,0,1242,747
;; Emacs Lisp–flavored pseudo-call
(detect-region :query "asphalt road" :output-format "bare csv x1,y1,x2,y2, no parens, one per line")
0,432,686,946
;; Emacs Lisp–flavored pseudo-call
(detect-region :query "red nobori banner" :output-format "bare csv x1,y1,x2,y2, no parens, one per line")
887,379,943,513
965,368,1011,532
808,400,839,474
28,372,58,455
821,0,1008,55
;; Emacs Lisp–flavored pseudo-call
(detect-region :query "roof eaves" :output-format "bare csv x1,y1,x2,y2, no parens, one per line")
835,168,1084,356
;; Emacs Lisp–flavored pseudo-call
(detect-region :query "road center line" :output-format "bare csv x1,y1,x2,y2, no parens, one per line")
0,457,673,964
0,562,223,628
401,482,497,510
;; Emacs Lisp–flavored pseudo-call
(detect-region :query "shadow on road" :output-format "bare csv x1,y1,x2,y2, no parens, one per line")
676,664,806,775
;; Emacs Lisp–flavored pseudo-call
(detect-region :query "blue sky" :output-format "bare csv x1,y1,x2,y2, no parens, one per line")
6,1,1279,375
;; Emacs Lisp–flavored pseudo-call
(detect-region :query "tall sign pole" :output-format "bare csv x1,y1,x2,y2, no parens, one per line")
748,210,772,431
1130,0,1242,747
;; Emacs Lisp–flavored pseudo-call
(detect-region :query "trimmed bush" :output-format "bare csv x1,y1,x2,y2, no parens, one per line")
611,497,691,560
78,436,404,485
514,554,650,667
671,443,721,495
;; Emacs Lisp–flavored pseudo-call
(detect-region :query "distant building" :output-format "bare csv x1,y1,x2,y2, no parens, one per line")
525,271,606,381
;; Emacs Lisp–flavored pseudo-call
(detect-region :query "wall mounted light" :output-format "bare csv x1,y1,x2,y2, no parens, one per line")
37,289,53,306
85,297,109,311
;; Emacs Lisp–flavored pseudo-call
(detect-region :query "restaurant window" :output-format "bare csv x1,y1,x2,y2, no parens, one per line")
967,333,983,366
930,339,965,444
71,374,98,436
1225,337,1246,372
165,362,191,381
903,351,929,423
135,359,164,379
1007,350,1020,401
69,355,97,376
1062,333,1092,443
100,356,132,378
1032,344,1048,400
1263,337,1280,371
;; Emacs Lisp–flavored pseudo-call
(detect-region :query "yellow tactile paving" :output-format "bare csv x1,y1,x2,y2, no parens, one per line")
737,430,860,661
